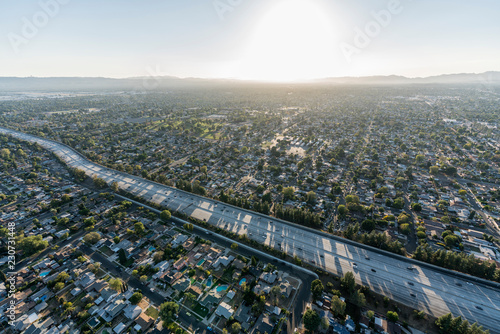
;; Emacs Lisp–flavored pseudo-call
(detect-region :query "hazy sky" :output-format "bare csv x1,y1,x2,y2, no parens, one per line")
1,0,499,81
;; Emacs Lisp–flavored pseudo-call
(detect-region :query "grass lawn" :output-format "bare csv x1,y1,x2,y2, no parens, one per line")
99,246,114,257
193,303,210,318
146,306,159,319
96,268,107,278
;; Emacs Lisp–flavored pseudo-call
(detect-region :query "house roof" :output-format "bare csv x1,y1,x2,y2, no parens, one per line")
234,304,251,324
105,300,126,319
252,314,274,334
135,313,155,331
215,302,234,319
124,304,142,320
113,322,127,334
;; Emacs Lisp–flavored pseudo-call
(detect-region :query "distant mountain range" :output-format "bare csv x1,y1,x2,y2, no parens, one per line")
0,72,499,91
317,71,500,85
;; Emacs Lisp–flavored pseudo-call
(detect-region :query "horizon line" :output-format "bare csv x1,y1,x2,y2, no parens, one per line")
1,70,499,83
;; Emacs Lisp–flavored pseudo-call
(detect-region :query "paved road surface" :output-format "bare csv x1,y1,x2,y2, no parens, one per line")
2,127,500,333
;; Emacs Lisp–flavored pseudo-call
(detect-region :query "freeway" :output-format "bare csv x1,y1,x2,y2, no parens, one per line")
2,127,500,332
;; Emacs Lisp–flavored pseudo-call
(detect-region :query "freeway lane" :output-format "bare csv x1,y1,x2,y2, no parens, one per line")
2,127,500,332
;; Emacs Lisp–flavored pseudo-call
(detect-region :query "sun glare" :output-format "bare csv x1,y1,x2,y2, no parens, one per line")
237,0,336,82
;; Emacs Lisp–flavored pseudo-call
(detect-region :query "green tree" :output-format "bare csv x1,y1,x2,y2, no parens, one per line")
345,195,359,204
54,282,65,291
415,154,425,163
321,316,330,330
0,148,11,159
18,235,48,256
303,309,321,332
337,204,347,216
430,166,439,174
88,262,100,274
83,217,96,227
230,322,242,334
73,168,87,182
411,202,422,212
361,219,376,232
118,248,127,265
134,222,146,236
311,279,324,300
160,210,172,221
130,292,143,304
83,232,101,244
341,271,356,293
153,251,164,263
185,292,196,302
444,235,459,247
331,295,346,317
110,181,119,192
393,197,404,209
231,243,238,250
92,176,107,188
400,224,411,235
283,186,295,200
270,285,281,306
159,301,180,324
351,290,366,307
398,212,410,224
56,272,70,282
387,311,399,322
306,191,317,204
109,278,123,292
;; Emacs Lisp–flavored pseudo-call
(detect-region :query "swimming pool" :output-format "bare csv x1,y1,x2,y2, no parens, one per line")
88,317,100,328
148,246,156,252
206,276,213,287
39,271,51,277
216,285,228,293
197,259,205,266
239,278,246,286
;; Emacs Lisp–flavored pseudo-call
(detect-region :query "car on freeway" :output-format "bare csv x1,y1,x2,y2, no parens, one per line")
371,269,376,272
475,306,483,311
408,282,414,286
410,293,416,297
